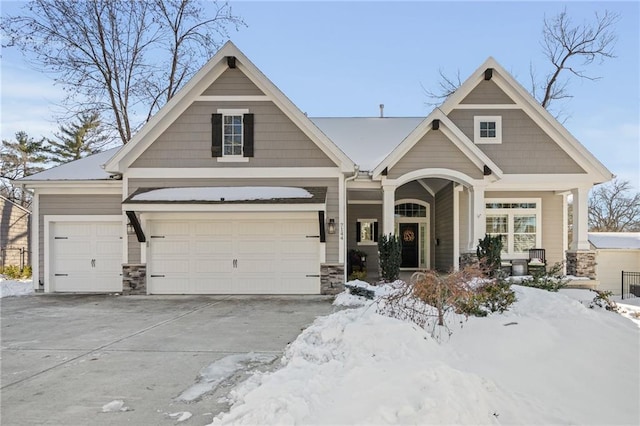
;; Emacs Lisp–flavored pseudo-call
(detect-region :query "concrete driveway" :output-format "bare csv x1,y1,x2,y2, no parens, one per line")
1,294,335,425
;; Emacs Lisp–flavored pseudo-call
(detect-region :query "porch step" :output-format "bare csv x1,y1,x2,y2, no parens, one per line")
565,279,599,290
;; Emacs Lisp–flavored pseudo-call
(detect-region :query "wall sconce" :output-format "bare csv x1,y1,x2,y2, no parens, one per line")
327,218,336,234
127,222,135,235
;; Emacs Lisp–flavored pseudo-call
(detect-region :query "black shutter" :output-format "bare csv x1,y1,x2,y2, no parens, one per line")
356,221,361,243
318,211,326,243
211,114,222,157
373,222,379,242
243,113,254,157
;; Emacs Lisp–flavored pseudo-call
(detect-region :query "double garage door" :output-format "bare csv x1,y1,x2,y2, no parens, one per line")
147,214,321,294
49,221,122,292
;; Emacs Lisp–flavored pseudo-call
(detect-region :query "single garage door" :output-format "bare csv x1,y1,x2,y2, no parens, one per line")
147,214,320,294
50,221,122,292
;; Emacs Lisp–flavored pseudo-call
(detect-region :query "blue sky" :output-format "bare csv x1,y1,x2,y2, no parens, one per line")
1,1,638,187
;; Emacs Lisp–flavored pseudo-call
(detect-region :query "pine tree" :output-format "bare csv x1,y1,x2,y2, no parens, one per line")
1,131,48,206
47,112,109,164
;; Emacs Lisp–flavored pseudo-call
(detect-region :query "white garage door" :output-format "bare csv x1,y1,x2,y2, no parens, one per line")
50,221,122,292
147,215,320,294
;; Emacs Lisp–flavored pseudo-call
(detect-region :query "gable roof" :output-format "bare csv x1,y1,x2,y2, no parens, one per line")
19,147,120,181
373,57,612,182
438,57,612,182
372,108,503,179
105,41,355,173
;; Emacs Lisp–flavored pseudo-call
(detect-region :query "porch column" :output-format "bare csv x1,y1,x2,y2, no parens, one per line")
571,187,590,250
382,184,396,237
469,184,486,251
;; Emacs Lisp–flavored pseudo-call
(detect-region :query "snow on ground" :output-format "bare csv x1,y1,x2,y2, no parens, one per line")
211,284,640,425
0,276,34,298
131,186,312,202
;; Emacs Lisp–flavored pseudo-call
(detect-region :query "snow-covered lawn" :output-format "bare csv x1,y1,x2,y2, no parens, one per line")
211,284,640,425
0,276,34,298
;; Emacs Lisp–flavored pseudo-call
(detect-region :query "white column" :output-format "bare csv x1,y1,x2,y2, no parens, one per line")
382,184,396,236
571,187,591,250
31,192,39,290
338,176,345,264
469,184,486,251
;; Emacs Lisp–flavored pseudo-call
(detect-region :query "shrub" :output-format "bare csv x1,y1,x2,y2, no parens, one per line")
348,267,367,281
519,262,568,292
378,233,401,282
589,289,618,311
476,234,503,277
0,265,32,279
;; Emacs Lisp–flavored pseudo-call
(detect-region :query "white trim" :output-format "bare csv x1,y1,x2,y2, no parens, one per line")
485,198,542,259
338,175,345,263
31,193,39,290
122,203,325,212
346,180,382,190
347,200,383,205
562,192,568,275
487,174,598,191
27,186,122,195
453,184,464,270
43,215,123,293
394,199,430,269
125,167,343,179
197,95,270,102
21,181,122,191
216,108,250,114
216,157,249,163
453,104,521,110
387,168,482,189
474,116,502,144
356,218,378,246
417,179,435,197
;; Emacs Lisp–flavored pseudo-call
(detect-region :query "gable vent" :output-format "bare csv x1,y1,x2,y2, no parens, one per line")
432,119,440,130
227,56,237,68
484,68,493,80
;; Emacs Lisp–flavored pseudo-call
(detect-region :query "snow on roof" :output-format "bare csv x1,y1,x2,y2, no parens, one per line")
588,232,640,249
19,147,121,181
311,117,424,171
129,186,313,202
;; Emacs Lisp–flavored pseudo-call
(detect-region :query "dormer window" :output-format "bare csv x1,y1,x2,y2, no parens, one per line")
474,116,502,144
212,109,254,162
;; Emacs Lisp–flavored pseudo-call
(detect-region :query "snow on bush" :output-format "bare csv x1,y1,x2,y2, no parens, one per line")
0,276,34,298
212,285,639,425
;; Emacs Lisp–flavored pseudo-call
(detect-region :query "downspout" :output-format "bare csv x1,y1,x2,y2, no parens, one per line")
342,166,360,283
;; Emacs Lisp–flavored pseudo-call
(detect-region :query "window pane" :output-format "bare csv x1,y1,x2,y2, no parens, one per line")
360,221,373,242
514,215,536,233
223,115,243,156
486,215,508,233
514,234,536,253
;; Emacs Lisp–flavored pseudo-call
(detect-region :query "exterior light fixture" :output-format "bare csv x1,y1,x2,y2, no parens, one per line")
327,218,336,234
127,222,135,235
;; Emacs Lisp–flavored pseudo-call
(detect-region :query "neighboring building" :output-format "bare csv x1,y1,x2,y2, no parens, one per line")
589,232,640,295
0,195,31,269
19,42,612,294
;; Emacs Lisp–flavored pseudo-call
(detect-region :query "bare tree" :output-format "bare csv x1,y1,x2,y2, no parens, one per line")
589,179,640,232
425,8,618,112
1,0,245,144
532,8,619,111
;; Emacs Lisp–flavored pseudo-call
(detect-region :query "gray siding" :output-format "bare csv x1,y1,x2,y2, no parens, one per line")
1,198,31,267
201,68,265,96
128,233,141,264
460,80,515,104
129,177,340,263
347,204,382,280
448,109,585,174
131,101,336,168
486,191,565,266
434,183,454,272
348,190,382,201
38,194,122,285
458,189,470,253
388,130,483,180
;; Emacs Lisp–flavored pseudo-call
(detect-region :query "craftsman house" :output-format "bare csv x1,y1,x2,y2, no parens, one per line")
19,42,612,294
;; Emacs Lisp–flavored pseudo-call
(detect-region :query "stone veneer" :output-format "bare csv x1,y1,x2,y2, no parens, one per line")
566,251,597,279
122,264,146,295
321,263,345,295
459,252,479,269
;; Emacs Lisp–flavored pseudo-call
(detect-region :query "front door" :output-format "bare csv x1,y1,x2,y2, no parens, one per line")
399,223,419,268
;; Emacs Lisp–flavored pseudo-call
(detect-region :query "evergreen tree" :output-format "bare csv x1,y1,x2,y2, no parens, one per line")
1,131,48,206
47,112,108,164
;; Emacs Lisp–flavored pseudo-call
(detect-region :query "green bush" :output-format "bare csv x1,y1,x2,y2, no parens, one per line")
0,265,32,279
457,279,516,317
589,289,617,311
519,262,568,292
476,234,503,277
378,233,401,282
348,266,367,281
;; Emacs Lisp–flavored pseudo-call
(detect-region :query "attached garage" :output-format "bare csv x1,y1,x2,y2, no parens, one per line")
45,216,123,292
145,213,321,294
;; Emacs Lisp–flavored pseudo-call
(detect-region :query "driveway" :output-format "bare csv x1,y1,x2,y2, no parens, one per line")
1,294,335,425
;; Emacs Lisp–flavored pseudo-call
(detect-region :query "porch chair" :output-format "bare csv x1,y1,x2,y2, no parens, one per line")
527,248,546,275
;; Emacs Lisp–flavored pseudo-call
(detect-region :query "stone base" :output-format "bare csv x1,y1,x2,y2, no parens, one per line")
122,264,146,295
459,252,479,269
321,263,345,295
566,251,597,279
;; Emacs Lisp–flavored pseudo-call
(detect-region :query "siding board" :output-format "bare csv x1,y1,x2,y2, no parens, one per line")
435,183,454,271
200,68,265,96
460,80,515,104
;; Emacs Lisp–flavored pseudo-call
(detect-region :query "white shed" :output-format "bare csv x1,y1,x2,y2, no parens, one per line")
589,232,640,295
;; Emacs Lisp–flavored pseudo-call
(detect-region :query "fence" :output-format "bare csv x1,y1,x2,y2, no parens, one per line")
0,247,30,270
621,271,640,300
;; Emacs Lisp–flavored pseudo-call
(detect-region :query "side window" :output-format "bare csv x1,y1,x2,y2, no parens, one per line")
356,219,378,245
474,116,502,144
212,109,254,160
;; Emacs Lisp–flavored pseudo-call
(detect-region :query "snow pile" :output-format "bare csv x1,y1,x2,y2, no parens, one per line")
177,353,278,402
168,412,192,422
0,276,34,298
212,285,639,425
101,400,130,412
131,187,313,202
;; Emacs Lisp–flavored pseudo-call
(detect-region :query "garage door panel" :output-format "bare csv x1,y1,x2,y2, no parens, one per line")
194,222,231,235
194,259,232,273
193,240,231,253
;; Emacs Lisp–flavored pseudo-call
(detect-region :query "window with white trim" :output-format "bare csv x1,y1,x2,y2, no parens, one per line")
485,199,541,257
223,114,243,156
356,219,378,245
212,108,253,162
474,116,502,144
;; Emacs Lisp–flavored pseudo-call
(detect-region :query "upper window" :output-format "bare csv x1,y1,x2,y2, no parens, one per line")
212,109,253,161
485,199,541,257
395,203,427,218
474,116,502,144
223,115,243,156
